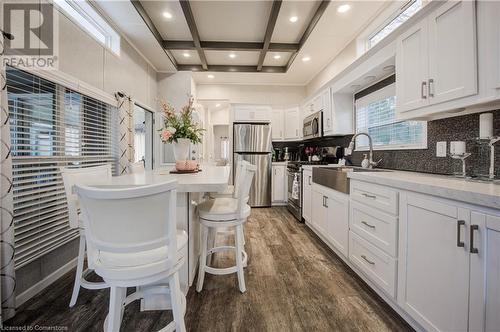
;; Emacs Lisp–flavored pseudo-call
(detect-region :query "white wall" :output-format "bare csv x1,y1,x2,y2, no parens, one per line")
196,84,306,106
56,6,158,110
157,72,194,109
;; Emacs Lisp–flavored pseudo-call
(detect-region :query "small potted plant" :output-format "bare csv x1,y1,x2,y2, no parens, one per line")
159,97,203,171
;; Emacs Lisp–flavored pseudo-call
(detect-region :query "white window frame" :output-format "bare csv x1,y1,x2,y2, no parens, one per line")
355,83,427,151
365,0,423,51
53,0,120,55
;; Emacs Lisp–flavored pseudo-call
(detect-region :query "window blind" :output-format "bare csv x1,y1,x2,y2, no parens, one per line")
355,83,426,150
6,67,119,269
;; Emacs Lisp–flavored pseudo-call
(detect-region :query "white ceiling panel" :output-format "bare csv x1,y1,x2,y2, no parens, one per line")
263,52,292,67
171,50,201,65
272,0,320,43
205,50,260,66
140,0,192,40
191,1,272,42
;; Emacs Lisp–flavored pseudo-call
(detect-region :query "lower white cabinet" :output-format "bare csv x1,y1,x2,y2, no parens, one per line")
271,165,286,204
469,212,500,332
310,183,349,257
302,169,312,222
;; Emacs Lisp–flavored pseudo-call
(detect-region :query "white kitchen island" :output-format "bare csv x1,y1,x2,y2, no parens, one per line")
101,164,230,304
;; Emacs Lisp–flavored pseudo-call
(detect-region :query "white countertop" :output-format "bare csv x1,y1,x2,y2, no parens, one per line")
272,161,287,165
107,164,230,193
347,170,500,210
302,164,340,170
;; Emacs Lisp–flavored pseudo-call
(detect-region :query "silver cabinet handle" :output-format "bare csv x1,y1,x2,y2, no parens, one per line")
361,221,376,229
361,255,375,265
308,175,311,186
457,220,465,248
470,224,479,254
323,196,328,208
296,129,298,136
428,78,434,98
280,130,282,137
421,81,427,99
362,193,376,199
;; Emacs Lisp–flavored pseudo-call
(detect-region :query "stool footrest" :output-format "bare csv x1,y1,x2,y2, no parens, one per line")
202,246,248,276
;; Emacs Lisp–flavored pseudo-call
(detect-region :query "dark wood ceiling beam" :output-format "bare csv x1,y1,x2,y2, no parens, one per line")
286,0,330,71
179,0,208,70
257,0,282,71
130,0,178,69
163,40,299,53
177,65,286,73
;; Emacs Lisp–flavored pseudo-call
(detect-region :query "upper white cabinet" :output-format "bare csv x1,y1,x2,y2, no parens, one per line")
233,105,272,122
271,109,284,141
328,93,354,136
284,107,300,140
396,0,477,114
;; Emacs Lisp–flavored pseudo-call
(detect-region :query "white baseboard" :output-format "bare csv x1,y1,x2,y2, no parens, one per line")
16,257,78,307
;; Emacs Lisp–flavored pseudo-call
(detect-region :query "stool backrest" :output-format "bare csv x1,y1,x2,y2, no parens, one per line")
60,164,112,229
76,180,178,264
235,162,257,217
129,161,145,174
232,160,249,198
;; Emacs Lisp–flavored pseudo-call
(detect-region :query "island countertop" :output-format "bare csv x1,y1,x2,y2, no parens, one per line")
108,164,230,193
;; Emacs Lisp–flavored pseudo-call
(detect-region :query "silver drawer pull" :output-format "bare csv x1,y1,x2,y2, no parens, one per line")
361,221,376,229
361,255,375,265
362,193,377,199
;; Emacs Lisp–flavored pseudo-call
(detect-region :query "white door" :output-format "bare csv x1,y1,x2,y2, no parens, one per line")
396,21,429,113
311,189,326,233
302,170,312,222
284,107,300,140
427,0,477,104
469,212,500,332
325,190,349,257
272,165,285,202
398,193,470,332
271,109,284,141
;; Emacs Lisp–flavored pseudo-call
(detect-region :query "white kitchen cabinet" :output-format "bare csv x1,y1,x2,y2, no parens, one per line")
284,107,300,140
271,165,286,203
396,0,477,114
310,184,349,257
271,109,284,141
233,105,272,122
398,192,471,332
327,93,354,136
302,169,312,222
469,212,500,332
427,0,477,105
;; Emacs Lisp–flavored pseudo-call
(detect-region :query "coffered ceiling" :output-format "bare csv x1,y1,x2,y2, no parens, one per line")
94,0,390,85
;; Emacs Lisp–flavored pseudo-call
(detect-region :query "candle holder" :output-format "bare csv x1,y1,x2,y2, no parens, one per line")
448,152,472,178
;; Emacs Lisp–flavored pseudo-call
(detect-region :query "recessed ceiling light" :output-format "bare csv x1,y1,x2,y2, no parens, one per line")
337,4,351,13
163,11,173,19
273,55,281,60
383,65,395,72
364,75,376,82
215,103,221,107
229,53,236,59
207,74,215,79
302,56,311,62
182,52,190,58
351,84,361,90
289,16,298,23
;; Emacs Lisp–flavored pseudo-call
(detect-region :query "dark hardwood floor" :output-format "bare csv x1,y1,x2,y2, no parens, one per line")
6,207,413,332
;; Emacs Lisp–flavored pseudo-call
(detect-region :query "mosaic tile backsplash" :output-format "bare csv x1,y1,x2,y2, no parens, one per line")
280,110,500,177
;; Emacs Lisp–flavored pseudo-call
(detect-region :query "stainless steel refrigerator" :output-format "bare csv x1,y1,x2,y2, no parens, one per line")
233,123,272,207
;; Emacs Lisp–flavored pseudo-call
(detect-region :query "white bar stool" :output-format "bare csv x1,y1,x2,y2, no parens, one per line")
60,164,112,307
128,161,145,173
76,180,187,332
196,163,256,293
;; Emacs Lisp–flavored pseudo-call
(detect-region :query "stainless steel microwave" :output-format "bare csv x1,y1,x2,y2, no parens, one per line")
303,111,322,140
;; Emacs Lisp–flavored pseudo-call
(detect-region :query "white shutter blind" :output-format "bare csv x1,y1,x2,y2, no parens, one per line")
6,67,119,268
355,83,426,150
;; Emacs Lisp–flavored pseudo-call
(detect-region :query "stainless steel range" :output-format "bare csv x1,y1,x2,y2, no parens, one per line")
286,161,328,222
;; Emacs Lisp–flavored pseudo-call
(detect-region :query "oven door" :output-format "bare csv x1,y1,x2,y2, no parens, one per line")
287,169,301,208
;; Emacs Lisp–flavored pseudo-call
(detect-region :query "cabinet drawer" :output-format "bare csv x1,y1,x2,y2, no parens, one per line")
350,201,398,257
350,180,398,215
349,231,397,298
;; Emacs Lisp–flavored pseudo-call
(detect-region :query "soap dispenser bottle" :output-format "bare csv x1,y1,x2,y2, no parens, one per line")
361,154,370,169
